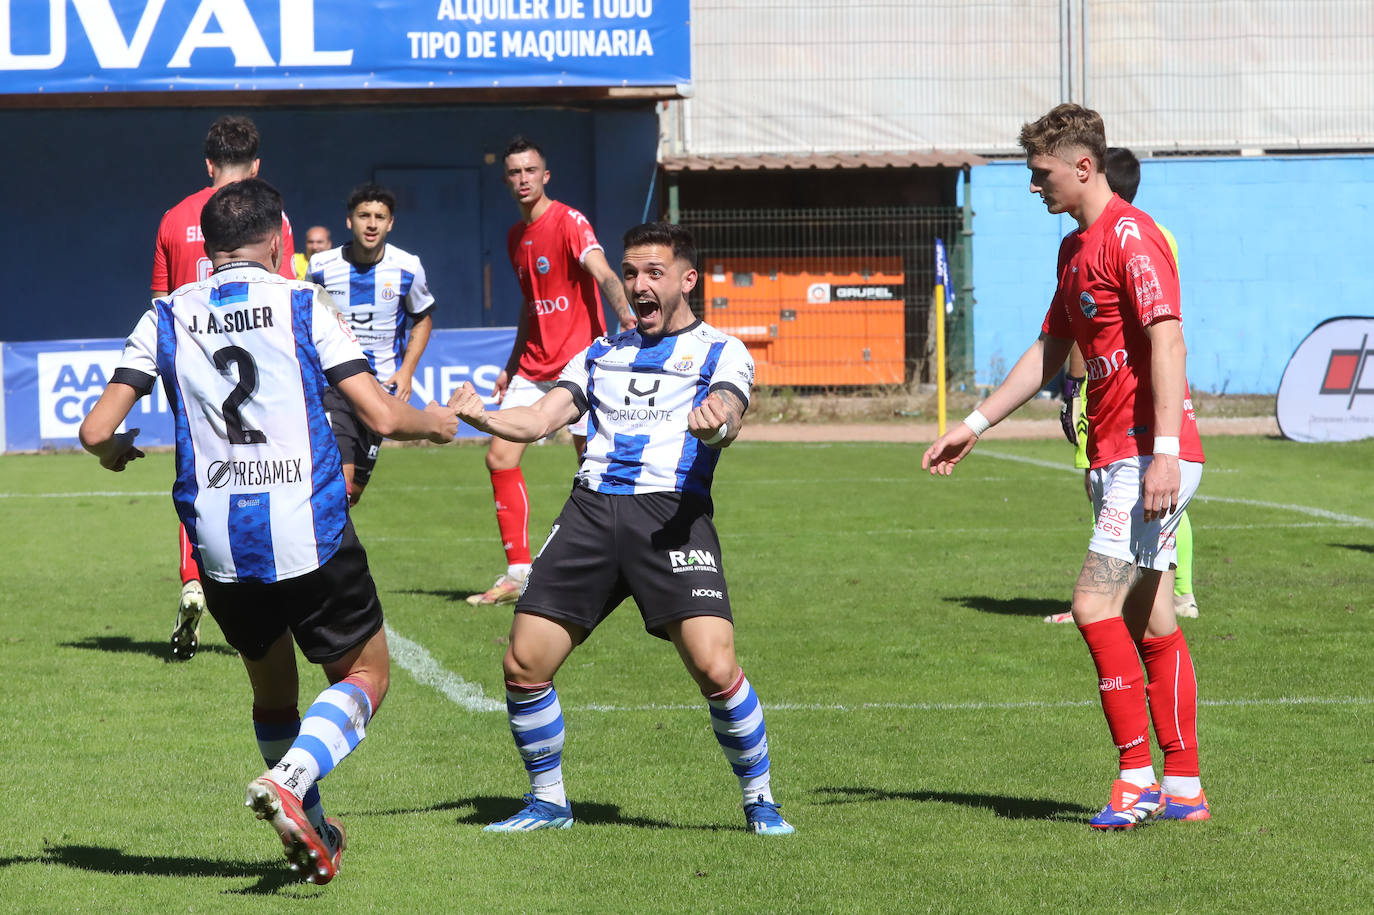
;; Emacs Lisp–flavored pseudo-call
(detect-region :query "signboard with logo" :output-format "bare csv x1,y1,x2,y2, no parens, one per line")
1,327,515,452
0,0,690,94
1275,316,1374,443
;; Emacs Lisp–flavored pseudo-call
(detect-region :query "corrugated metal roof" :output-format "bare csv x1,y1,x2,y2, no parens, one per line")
661,150,988,172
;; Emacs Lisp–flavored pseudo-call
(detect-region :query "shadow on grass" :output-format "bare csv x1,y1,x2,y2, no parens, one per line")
13,843,302,895
814,786,1094,822
358,795,714,831
61,635,237,661
1332,542,1374,554
391,587,487,604
949,595,1067,619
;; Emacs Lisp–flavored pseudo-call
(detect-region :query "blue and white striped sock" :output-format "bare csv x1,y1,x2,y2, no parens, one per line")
507,681,567,807
271,678,374,802
707,670,774,806
253,706,326,828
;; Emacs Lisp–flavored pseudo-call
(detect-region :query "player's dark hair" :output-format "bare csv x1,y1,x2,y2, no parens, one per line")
623,222,697,269
1018,103,1108,170
503,135,546,164
1104,147,1142,203
346,183,396,215
201,178,282,253
203,115,260,167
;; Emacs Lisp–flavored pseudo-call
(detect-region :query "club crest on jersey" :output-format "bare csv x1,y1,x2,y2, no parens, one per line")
672,356,695,372
381,284,396,301
1079,292,1098,318
536,256,550,274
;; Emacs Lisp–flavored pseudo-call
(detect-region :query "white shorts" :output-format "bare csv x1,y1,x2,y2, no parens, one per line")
502,373,587,437
1087,455,1203,572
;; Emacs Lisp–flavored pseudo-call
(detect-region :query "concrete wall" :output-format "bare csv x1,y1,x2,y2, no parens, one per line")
3,103,659,341
969,154,1374,394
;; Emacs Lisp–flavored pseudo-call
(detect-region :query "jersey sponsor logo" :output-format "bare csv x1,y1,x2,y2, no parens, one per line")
1126,254,1167,318
536,256,551,274
626,377,660,405
691,588,724,599
1114,217,1141,248
1098,675,1130,692
533,295,569,315
606,406,673,424
669,549,717,573
1085,348,1129,382
207,458,304,489
1079,292,1097,318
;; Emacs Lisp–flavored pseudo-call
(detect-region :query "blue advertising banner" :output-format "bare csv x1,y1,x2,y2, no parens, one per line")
0,0,690,94
2,326,515,452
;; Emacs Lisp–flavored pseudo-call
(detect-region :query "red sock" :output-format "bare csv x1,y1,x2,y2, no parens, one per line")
1138,628,1201,777
1078,617,1152,770
490,468,531,566
178,524,200,584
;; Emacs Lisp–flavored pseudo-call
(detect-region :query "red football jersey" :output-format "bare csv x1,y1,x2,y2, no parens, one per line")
1042,195,1204,468
152,186,296,292
506,200,607,381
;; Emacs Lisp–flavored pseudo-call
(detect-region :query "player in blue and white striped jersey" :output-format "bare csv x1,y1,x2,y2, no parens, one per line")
448,222,794,836
81,179,460,884
308,183,436,504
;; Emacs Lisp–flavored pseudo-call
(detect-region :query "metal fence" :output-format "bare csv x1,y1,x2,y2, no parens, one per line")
679,206,965,389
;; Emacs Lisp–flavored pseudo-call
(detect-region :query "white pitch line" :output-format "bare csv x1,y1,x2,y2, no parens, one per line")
380,625,1374,717
384,624,503,713
979,449,1374,528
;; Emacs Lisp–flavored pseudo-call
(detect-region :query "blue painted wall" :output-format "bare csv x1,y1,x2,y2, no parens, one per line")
968,155,1374,394
2,104,658,341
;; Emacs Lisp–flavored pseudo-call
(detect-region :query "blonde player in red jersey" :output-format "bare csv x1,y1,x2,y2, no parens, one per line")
923,104,1210,828
467,136,636,606
152,114,297,661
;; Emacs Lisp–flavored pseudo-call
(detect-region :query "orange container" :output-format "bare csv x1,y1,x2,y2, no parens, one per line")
701,257,907,386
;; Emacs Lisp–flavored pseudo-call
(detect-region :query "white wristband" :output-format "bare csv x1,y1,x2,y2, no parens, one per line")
703,422,730,446
1154,435,1180,456
963,409,991,439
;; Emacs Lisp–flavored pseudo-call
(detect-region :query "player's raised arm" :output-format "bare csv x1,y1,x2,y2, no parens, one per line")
688,389,746,449
449,380,579,443
337,372,458,444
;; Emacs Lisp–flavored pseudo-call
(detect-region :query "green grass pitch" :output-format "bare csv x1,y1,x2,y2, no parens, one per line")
1,433,1371,913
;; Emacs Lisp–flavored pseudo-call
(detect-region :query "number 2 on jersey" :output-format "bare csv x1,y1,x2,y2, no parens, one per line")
213,345,268,445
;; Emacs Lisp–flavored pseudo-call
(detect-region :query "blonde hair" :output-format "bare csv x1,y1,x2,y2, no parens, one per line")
1018,103,1107,169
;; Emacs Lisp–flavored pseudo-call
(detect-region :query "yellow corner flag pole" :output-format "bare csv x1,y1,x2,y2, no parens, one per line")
935,281,947,436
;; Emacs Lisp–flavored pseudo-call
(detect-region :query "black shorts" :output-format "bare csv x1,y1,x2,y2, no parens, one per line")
517,486,734,641
201,519,384,664
322,385,383,487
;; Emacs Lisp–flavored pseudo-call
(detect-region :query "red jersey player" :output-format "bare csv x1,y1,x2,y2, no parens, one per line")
466,136,635,606
922,104,1210,828
152,114,297,661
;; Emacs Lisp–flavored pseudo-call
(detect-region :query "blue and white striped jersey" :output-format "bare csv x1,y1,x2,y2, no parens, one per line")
557,320,754,497
114,263,371,584
308,243,435,380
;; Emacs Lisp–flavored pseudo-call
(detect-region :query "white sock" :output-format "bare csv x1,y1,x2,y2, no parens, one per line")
507,563,532,581
1161,775,1201,798
531,775,568,808
1119,766,1157,788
